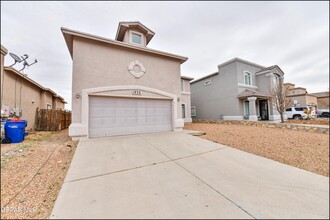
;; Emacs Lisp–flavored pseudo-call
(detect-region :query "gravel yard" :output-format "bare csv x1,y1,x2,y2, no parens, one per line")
1,129,78,219
286,118,329,125
184,123,329,177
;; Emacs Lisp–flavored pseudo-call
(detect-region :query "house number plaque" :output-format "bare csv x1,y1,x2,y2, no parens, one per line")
132,90,142,95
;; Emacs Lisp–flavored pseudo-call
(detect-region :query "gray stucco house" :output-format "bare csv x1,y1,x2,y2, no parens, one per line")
191,57,285,121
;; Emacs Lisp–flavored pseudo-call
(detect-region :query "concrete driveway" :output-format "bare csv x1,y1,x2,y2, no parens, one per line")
51,132,329,219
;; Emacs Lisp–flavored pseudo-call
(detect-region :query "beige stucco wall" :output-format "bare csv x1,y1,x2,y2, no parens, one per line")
317,96,329,109
2,69,42,129
2,68,67,130
71,36,182,124
55,98,65,110
288,88,306,96
1,45,8,108
288,94,317,107
306,95,317,106
40,91,53,109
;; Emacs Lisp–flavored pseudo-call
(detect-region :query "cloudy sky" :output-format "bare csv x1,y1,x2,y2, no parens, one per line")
1,1,329,110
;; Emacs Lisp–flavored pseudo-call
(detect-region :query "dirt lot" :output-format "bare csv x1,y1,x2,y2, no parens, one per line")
286,118,329,125
184,123,329,177
1,129,78,219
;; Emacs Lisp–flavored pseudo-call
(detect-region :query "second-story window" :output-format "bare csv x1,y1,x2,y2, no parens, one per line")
132,33,142,44
244,71,251,85
181,79,184,91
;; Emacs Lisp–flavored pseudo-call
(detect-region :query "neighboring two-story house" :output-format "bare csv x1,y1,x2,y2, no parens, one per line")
284,83,317,107
191,57,285,121
310,91,329,110
61,21,192,139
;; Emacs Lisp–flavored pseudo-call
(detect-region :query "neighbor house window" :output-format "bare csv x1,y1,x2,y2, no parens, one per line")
46,104,52,110
181,79,185,91
244,101,250,116
132,33,142,44
191,106,197,117
182,104,186,119
244,71,252,85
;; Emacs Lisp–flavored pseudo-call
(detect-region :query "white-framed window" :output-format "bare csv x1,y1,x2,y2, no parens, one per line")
191,106,197,117
204,79,211,86
244,101,250,116
181,79,185,91
244,71,252,85
181,104,186,119
132,32,142,44
46,103,52,110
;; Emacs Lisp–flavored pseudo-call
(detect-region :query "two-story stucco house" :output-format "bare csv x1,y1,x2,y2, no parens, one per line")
191,57,285,121
284,83,318,107
61,21,193,139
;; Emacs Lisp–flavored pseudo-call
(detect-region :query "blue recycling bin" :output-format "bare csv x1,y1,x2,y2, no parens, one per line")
4,120,28,143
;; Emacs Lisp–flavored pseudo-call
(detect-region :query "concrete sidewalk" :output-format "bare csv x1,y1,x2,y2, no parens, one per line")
51,132,329,219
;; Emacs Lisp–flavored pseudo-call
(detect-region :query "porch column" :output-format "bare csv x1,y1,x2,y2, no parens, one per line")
248,96,258,121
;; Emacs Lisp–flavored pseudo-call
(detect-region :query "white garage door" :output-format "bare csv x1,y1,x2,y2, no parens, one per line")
89,96,172,138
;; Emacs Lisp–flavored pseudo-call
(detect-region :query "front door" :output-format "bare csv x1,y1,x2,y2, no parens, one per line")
259,100,269,120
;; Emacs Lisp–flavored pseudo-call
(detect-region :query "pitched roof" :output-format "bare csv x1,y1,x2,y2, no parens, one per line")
237,89,270,99
190,72,218,84
218,57,266,69
4,67,67,103
191,57,267,84
181,75,194,81
255,65,285,76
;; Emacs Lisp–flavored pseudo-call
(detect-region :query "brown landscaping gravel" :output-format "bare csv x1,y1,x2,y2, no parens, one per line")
286,118,329,125
1,129,78,219
184,123,329,177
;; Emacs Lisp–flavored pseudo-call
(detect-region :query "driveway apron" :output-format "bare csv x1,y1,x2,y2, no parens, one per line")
51,132,329,219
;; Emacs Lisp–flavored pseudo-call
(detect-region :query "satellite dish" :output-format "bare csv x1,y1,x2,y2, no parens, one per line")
9,52,22,67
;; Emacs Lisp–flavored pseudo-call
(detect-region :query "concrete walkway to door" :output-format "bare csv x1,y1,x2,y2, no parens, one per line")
51,132,329,219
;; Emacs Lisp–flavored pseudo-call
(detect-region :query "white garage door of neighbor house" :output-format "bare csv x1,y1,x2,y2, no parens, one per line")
89,96,173,138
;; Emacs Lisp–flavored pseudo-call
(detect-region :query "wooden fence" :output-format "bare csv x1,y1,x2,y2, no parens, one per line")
35,108,71,131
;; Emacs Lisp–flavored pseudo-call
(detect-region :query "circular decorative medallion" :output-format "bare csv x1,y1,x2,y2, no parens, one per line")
128,60,146,78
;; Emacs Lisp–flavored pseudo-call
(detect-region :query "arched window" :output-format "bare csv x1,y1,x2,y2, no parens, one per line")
244,71,251,85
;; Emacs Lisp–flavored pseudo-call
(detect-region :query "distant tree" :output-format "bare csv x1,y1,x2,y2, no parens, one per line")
270,76,293,123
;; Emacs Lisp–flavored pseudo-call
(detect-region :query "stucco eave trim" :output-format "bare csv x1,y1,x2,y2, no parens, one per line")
4,67,67,103
181,76,194,81
218,57,266,69
1,45,8,55
61,27,188,64
181,91,191,95
190,72,218,84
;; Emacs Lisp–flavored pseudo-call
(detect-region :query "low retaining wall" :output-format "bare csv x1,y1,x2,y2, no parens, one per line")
192,120,329,134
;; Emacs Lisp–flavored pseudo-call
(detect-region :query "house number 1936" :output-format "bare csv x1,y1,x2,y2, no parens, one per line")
132,90,142,95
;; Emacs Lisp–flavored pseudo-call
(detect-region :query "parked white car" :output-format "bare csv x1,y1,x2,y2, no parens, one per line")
317,109,330,118
285,106,317,120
